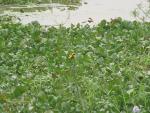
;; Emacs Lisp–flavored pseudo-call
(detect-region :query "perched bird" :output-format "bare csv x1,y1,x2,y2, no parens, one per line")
81,17,94,24
88,17,94,23
68,53,76,60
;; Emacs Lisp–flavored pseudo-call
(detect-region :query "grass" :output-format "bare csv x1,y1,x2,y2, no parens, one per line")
0,0,81,5
0,17,150,113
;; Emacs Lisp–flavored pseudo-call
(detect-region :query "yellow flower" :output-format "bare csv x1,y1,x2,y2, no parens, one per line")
68,53,76,59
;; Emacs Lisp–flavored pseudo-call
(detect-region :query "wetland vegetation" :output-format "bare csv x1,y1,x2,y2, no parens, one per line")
0,0,150,113
0,0,81,5
0,16,150,113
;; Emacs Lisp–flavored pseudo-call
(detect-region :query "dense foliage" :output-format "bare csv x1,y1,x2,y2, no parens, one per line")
0,18,150,113
0,0,81,5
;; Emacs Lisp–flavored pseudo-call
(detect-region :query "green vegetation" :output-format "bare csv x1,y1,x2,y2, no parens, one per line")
0,17,150,113
0,0,81,5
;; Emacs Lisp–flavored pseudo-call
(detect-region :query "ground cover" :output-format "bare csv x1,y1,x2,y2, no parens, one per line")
0,17,150,113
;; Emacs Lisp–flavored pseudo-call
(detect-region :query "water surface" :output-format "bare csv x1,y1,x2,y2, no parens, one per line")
0,0,142,26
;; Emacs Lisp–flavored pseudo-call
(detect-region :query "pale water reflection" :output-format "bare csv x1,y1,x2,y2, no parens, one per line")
0,0,143,26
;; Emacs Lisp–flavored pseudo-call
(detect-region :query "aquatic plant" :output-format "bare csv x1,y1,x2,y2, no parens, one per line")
0,18,150,112
0,0,81,5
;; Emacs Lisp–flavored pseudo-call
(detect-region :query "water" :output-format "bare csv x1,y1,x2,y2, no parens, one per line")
0,0,142,26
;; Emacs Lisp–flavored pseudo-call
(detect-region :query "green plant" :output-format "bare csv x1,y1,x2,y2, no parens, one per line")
0,18,150,113
0,0,81,5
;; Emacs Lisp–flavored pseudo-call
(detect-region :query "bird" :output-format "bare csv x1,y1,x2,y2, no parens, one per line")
82,17,94,23
88,17,94,23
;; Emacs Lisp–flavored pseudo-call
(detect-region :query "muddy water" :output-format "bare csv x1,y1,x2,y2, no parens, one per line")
0,0,142,26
